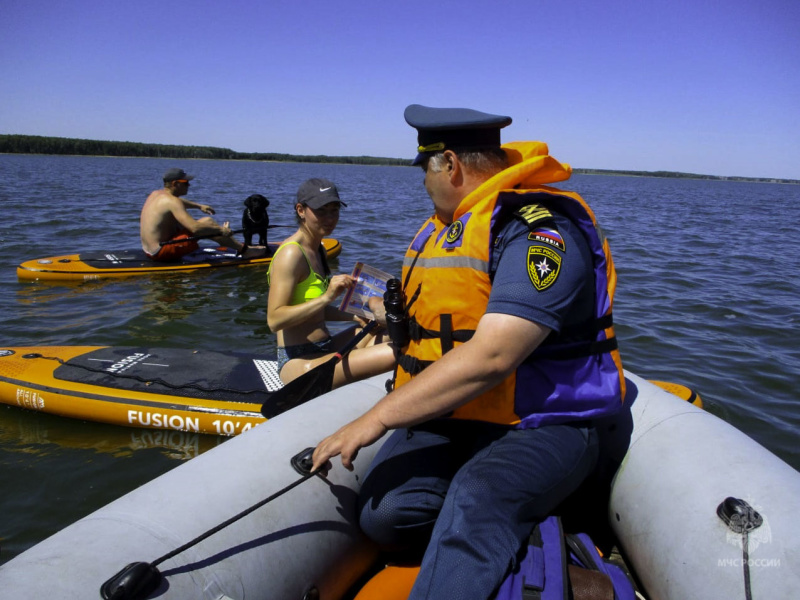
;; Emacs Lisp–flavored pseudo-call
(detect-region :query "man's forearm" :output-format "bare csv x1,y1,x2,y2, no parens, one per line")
372,313,550,430
181,198,201,210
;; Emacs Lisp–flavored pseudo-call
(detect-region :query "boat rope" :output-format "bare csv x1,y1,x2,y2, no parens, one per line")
741,531,754,600
100,448,320,600
153,467,319,568
22,353,272,399
716,497,763,600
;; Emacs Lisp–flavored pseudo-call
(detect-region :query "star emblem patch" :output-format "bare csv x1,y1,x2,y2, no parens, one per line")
527,246,561,291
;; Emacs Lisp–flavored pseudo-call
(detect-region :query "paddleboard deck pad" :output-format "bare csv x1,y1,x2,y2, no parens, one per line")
17,237,342,281
0,346,291,436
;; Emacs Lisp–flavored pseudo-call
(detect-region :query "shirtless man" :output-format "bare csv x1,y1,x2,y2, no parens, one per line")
141,168,256,261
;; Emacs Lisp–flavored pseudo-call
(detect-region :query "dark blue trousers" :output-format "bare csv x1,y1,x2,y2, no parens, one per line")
358,419,598,600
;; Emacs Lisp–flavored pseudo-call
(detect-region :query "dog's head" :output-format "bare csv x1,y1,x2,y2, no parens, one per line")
244,194,270,213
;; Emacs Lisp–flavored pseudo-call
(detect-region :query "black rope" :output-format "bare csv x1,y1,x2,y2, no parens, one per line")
100,454,321,599
151,469,319,567
742,531,753,600
716,497,762,600
22,353,272,398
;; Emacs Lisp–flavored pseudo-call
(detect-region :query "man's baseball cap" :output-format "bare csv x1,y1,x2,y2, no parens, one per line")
163,168,194,182
296,178,348,209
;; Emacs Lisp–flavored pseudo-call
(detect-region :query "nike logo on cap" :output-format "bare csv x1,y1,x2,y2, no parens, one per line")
319,186,332,192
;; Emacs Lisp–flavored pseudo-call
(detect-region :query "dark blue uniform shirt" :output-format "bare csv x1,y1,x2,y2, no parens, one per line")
486,212,594,334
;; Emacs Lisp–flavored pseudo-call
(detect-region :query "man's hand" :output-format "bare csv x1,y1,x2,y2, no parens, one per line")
199,204,215,215
311,411,388,472
311,313,551,473
367,296,387,327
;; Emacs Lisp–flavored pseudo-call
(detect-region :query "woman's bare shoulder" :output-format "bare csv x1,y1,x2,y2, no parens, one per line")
271,242,310,277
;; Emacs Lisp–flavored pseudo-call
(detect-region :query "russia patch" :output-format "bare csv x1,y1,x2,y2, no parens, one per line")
527,246,561,291
528,227,565,252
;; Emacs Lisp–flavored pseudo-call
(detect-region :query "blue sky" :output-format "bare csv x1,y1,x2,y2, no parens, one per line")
2,0,798,179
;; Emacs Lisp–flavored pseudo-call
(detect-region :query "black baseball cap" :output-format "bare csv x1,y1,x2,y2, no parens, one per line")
296,178,348,209
163,168,194,182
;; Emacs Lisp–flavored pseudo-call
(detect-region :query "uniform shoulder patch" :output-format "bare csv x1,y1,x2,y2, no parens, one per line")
527,246,561,291
514,203,554,229
528,226,566,252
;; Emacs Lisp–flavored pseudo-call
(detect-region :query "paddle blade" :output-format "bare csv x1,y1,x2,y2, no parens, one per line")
100,561,162,600
260,356,337,418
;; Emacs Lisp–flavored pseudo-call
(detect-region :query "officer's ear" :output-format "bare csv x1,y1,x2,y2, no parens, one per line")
442,150,460,180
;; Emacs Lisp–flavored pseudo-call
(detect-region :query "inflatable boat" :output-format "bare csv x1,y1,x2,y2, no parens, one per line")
0,372,797,599
16,237,342,281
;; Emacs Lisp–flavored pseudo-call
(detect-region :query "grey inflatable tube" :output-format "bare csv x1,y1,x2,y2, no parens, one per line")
0,372,392,599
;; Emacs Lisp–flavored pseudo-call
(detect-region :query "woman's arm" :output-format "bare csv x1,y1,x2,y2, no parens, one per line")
267,245,354,332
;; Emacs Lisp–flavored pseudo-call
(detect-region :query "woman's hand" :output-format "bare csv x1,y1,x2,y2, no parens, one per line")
325,274,355,301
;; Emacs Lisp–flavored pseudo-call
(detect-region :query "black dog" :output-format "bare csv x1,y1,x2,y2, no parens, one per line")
242,194,270,247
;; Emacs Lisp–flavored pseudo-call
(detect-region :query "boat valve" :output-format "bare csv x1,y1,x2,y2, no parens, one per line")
291,447,316,475
717,496,763,600
717,496,763,533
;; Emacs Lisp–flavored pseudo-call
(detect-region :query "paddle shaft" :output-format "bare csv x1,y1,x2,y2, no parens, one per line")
159,229,243,246
334,319,379,360
159,224,295,246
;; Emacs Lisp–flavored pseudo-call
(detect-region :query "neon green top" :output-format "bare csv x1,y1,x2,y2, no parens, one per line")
267,241,330,305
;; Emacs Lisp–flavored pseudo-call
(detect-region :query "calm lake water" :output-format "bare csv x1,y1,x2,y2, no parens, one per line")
1,154,799,564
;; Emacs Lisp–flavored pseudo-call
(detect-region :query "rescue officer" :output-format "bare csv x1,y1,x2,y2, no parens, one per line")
312,104,626,599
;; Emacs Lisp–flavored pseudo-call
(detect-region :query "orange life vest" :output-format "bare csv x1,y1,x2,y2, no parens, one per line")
395,142,625,427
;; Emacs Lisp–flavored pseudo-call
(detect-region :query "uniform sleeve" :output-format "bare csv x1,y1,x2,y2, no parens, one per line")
486,215,594,333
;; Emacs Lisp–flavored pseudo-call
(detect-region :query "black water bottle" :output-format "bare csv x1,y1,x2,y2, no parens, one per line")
383,278,409,349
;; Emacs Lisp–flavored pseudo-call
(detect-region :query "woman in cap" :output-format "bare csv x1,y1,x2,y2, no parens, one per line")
267,178,395,386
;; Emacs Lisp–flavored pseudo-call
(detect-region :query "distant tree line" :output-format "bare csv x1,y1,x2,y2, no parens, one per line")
572,168,799,185
0,134,411,166
2,134,797,183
